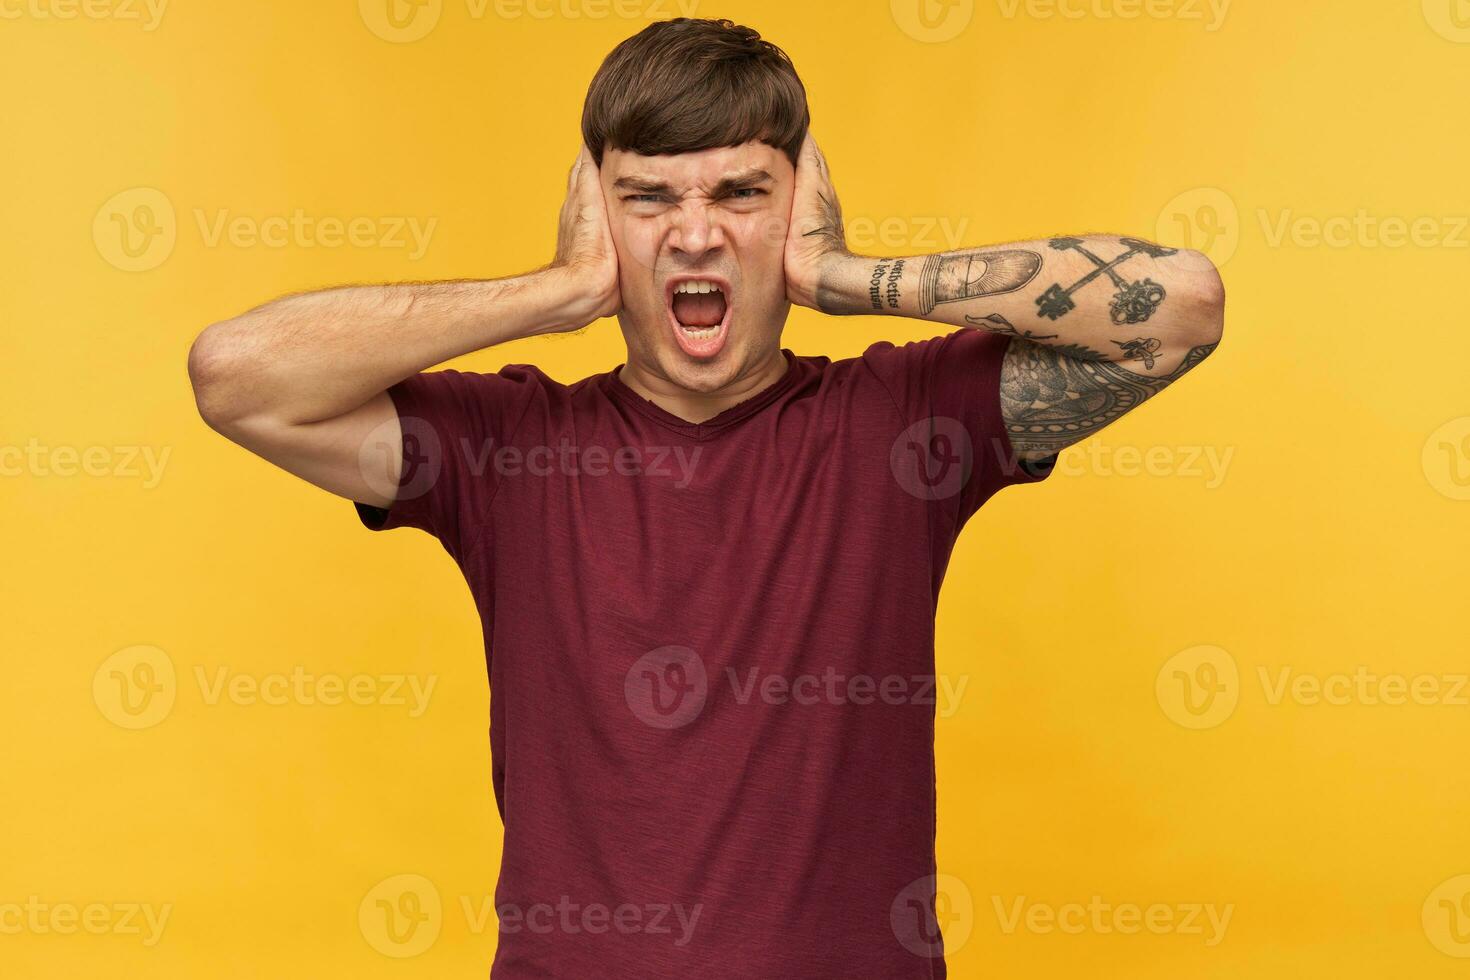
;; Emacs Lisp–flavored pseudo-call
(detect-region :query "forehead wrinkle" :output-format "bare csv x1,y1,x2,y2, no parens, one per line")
613,166,776,199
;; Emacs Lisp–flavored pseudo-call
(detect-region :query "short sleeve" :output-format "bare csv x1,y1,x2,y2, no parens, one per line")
354,367,540,561
861,328,1052,528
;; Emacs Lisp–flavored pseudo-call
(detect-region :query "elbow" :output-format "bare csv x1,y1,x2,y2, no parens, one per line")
1180,250,1226,350
187,321,252,435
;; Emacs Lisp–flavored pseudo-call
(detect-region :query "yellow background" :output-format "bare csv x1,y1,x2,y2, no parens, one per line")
4,0,1469,976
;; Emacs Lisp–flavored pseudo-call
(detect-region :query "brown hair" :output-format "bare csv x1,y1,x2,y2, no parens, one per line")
581,18,809,168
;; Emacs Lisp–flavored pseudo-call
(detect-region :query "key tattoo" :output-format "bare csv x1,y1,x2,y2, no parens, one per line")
1034,237,1177,325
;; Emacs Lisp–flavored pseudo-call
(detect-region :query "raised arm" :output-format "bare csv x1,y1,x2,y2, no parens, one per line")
187,148,619,506
784,136,1225,461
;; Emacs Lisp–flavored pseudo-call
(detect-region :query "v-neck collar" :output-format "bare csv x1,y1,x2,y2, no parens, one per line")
603,349,801,440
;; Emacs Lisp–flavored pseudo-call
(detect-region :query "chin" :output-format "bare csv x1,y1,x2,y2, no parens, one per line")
657,350,746,394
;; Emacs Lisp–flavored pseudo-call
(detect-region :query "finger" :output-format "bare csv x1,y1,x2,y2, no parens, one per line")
798,132,819,172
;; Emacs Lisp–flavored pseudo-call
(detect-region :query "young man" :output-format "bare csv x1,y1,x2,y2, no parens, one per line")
189,17,1223,979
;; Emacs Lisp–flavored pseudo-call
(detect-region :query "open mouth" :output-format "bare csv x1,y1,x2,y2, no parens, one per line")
666,275,732,359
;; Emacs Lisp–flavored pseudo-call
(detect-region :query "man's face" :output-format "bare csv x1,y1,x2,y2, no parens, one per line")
600,141,795,394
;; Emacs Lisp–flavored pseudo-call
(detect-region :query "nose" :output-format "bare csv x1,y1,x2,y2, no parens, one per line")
667,199,726,259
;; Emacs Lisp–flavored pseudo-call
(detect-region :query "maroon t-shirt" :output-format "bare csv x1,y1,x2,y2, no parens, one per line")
357,327,1049,978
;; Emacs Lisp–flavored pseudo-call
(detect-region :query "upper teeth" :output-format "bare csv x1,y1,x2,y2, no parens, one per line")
674,280,722,294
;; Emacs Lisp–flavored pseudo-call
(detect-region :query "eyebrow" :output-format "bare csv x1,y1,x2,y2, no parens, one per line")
612,168,775,196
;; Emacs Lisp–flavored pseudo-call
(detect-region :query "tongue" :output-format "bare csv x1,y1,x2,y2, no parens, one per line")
672,291,726,327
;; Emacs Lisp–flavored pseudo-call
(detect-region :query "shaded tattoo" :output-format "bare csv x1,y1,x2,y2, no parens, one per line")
1034,237,1177,325
808,191,859,315
964,312,1058,342
918,249,1042,315
1000,339,1217,455
1113,336,1162,370
801,190,846,252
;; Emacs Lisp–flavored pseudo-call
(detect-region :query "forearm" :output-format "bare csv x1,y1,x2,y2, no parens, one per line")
189,268,590,429
813,236,1224,374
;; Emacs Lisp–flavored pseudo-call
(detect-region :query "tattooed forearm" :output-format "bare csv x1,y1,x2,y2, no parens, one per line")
866,258,907,311
1000,338,1217,456
918,249,1042,315
1034,237,1177,324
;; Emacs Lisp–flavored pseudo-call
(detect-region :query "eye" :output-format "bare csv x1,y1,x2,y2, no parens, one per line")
626,194,666,204
728,188,766,200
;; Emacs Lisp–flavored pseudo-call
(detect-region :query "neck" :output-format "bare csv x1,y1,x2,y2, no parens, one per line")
617,348,789,424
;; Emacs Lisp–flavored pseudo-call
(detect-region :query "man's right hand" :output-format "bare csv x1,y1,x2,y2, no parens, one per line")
189,143,627,510
551,146,621,328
